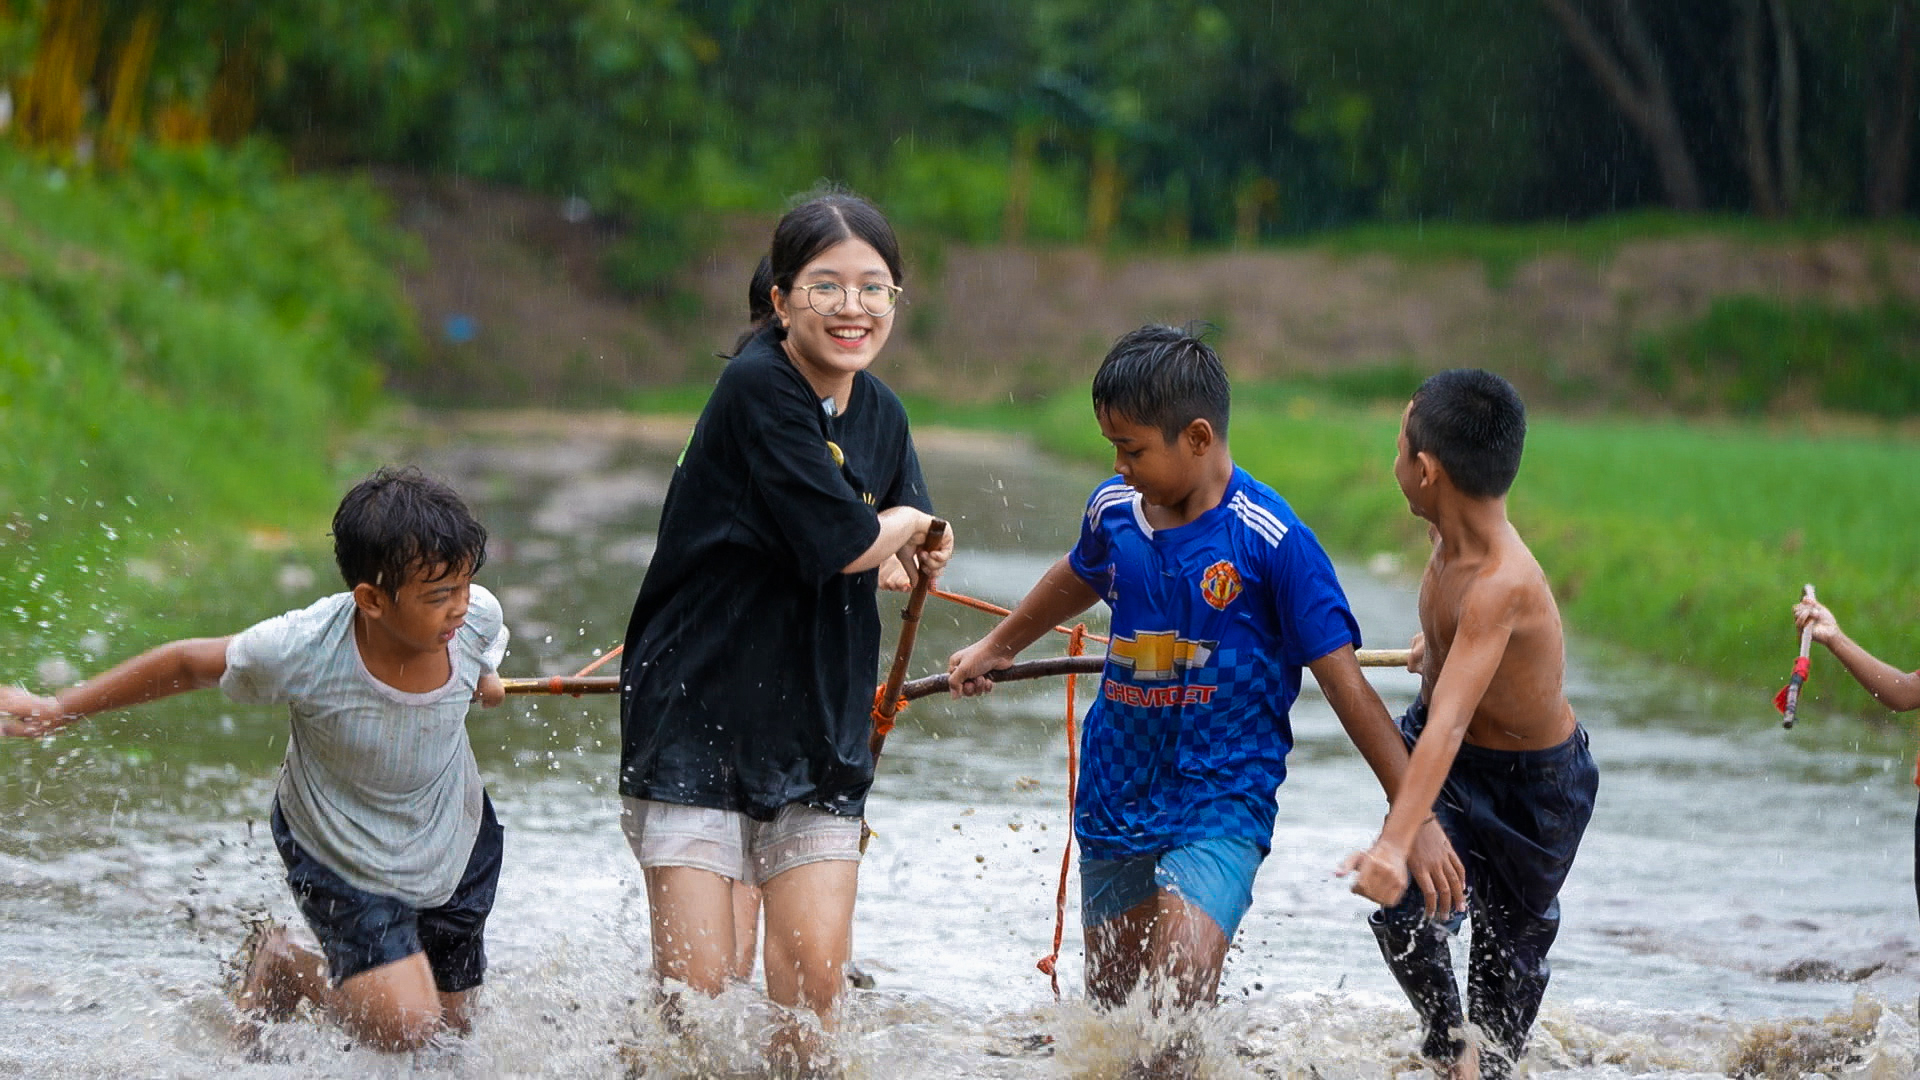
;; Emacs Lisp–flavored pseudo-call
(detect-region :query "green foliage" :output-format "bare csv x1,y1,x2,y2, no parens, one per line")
1635,296,1920,417
0,140,414,655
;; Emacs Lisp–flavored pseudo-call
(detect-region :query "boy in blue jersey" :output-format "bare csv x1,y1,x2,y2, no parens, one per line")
949,325,1464,1018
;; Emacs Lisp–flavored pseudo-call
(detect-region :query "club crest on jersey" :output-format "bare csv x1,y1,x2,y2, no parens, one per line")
1107,630,1215,681
1200,560,1243,610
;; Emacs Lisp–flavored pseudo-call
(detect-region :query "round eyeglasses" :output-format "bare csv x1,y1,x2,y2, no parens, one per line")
792,281,904,318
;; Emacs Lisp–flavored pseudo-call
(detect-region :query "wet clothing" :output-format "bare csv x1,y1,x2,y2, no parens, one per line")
1369,698,1598,1080
272,793,503,991
222,587,509,908
1067,468,1360,860
1080,836,1265,940
620,797,864,886
619,327,930,822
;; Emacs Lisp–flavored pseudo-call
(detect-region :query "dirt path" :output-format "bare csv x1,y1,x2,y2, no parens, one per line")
374,172,1920,408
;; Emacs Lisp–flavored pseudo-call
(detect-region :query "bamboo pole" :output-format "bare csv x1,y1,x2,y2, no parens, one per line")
502,648,1414,702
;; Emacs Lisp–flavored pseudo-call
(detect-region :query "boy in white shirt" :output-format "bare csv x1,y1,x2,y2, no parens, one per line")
0,466,509,1052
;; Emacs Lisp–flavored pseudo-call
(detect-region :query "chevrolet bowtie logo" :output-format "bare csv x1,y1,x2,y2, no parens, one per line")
1107,631,1216,681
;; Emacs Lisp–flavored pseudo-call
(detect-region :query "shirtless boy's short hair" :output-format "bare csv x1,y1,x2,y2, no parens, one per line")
1407,369,1526,498
332,466,489,597
1091,324,1231,443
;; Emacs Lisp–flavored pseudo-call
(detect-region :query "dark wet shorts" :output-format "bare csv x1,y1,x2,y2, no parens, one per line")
1400,698,1596,924
271,794,503,993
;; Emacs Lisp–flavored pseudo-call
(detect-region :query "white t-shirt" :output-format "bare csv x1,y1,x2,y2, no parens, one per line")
221,586,509,908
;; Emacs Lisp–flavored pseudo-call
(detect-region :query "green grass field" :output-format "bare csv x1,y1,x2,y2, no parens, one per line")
0,142,416,659
904,387,1920,723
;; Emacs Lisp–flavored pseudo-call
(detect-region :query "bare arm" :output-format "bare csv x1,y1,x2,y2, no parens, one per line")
1796,597,1920,712
842,506,953,580
474,672,506,708
1313,646,1465,916
0,637,232,737
947,556,1101,697
1341,589,1512,906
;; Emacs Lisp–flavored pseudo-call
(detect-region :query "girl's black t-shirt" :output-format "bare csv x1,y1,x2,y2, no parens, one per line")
618,327,931,821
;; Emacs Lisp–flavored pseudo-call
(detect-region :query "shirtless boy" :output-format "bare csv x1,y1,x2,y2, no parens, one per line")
1341,370,1599,1080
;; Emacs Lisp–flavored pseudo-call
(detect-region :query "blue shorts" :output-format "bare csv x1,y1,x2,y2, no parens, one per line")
271,794,503,993
1080,836,1266,940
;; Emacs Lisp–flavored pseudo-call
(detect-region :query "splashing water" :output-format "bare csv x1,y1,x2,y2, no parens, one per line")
3,415,1917,1077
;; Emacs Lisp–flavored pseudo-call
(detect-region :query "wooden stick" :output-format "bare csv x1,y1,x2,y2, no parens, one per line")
1782,582,1816,729
897,647,1413,702
502,647,1415,700
500,675,620,696
871,518,947,759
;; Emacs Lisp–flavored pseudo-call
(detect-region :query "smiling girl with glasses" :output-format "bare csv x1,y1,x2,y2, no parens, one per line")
616,190,953,1073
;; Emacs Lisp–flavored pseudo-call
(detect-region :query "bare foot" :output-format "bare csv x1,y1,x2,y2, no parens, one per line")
229,922,300,1023
1430,1040,1480,1080
768,1017,839,1080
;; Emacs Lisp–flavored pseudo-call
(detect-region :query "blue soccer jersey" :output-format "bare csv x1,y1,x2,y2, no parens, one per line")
1067,467,1361,860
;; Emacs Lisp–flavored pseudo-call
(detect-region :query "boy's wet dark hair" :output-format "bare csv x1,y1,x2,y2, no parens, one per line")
732,189,904,354
1406,369,1527,498
1090,324,1231,443
332,466,489,597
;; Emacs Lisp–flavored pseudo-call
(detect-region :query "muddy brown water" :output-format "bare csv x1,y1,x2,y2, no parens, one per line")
1,415,1915,1077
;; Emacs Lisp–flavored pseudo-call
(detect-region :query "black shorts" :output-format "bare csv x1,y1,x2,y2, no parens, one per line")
271,794,503,993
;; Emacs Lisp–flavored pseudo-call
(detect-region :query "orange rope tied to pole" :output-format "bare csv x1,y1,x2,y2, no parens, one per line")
870,685,907,737
1035,622,1088,997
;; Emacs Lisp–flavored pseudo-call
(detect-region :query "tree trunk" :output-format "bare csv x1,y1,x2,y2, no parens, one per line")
1769,0,1800,210
1869,3,1917,218
208,29,261,144
100,8,160,169
1086,129,1120,249
1003,120,1038,246
1737,0,1779,216
1539,0,1705,210
16,0,103,154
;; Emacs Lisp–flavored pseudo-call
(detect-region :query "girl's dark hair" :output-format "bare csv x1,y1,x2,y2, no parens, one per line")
1090,323,1232,443
730,189,904,354
1406,369,1527,497
332,466,489,598
729,255,779,355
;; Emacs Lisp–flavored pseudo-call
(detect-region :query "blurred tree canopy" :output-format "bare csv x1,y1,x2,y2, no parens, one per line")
4,0,1917,263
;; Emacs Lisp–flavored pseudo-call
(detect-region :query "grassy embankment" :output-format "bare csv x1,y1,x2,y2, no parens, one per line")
0,142,417,670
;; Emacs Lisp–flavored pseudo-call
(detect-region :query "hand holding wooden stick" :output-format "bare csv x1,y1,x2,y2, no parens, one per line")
870,518,948,760
1776,583,1816,729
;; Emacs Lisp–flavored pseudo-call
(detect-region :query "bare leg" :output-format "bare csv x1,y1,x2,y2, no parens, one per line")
1141,889,1230,1012
438,989,475,1036
760,859,858,1075
644,865,742,997
1086,889,1229,1011
731,880,762,982
235,928,456,1051
1085,897,1156,1009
